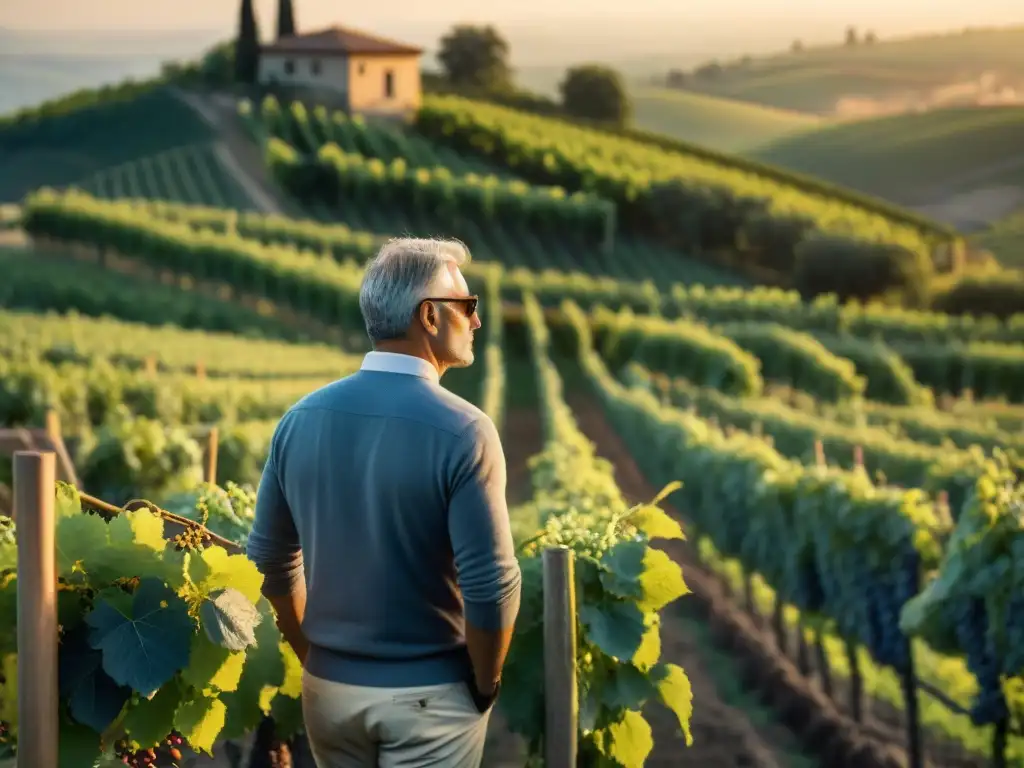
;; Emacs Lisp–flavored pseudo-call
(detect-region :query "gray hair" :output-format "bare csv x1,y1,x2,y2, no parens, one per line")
358,237,471,342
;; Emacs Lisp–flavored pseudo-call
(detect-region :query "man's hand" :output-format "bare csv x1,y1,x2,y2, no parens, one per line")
467,675,500,713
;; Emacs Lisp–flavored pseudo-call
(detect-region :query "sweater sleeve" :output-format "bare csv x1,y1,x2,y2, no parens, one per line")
247,428,305,597
447,415,522,632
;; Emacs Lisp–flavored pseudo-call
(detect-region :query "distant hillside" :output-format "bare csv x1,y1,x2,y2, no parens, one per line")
0,27,223,115
749,105,1024,205
672,25,1024,117
629,87,821,152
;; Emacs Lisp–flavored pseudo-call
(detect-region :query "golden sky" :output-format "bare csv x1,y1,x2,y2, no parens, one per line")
3,0,1023,34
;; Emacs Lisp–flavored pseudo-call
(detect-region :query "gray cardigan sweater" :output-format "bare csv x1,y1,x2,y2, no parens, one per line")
246,351,522,687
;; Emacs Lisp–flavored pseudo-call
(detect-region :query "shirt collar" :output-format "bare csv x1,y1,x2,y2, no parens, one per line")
360,351,439,384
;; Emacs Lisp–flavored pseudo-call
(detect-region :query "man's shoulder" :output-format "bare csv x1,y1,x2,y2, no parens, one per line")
284,370,494,439
413,379,494,439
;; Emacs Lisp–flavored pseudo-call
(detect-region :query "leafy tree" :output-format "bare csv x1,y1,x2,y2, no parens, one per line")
845,25,858,46
277,0,297,39
436,24,512,91
559,64,631,127
235,0,261,84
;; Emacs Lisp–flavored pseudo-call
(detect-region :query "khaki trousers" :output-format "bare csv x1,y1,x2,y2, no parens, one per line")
301,670,491,768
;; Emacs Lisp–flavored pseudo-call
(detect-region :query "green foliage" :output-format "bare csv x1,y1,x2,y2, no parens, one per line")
901,453,1021,656
477,266,506,430
21,188,367,330
0,250,306,343
716,321,865,402
502,293,692,766
623,364,1003,506
589,306,763,397
235,0,261,84
437,25,513,92
267,136,616,247
931,271,1024,321
559,65,632,128
562,298,949,668
79,410,205,503
0,483,299,764
276,0,296,38
793,233,934,308
415,94,954,288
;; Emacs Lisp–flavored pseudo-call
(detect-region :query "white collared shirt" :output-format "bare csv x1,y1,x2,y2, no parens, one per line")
360,350,440,385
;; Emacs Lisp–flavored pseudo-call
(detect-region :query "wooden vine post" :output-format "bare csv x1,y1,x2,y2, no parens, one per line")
543,546,578,768
14,450,59,768
204,427,219,485
899,580,923,768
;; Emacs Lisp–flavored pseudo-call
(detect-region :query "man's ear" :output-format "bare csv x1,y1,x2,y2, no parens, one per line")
418,301,440,336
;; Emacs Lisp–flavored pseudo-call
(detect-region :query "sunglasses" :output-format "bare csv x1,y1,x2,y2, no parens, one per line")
420,295,479,317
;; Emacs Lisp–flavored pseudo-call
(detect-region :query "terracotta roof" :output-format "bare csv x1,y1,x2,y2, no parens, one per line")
261,25,423,56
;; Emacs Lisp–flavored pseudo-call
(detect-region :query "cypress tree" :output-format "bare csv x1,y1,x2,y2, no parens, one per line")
235,0,261,83
277,0,297,39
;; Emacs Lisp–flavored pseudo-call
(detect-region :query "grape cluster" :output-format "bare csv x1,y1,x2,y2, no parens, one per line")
1002,593,1024,675
113,731,186,766
950,598,1009,726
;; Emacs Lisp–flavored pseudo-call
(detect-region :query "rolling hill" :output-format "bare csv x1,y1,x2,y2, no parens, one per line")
675,25,1024,117
746,105,1024,225
628,87,821,153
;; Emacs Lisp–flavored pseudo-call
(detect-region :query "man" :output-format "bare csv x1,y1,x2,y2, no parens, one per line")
246,237,522,768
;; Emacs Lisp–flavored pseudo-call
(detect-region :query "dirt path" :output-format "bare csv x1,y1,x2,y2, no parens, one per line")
172,88,287,216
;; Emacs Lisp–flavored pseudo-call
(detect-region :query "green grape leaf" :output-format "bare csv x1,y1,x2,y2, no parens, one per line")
86,577,194,697
218,598,286,740
579,600,646,662
600,540,645,600
278,642,303,698
649,481,683,507
108,508,166,552
270,692,305,740
182,631,246,695
55,482,82,519
628,504,684,541
595,709,654,768
57,719,102,768
633,615,662,670
600,664,659,712
600,543,690,613
200,588,262,651
188,548,263,604
58,625,132,733
651,663,693,746
636,548,689,613
176,695,227,755
121,679,186,749
56,512,109,580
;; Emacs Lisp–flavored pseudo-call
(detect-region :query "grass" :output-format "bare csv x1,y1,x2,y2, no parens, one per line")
629,87,821,153
0,85,213,203
747,105,1024,203
682,25,1024,115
